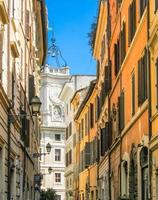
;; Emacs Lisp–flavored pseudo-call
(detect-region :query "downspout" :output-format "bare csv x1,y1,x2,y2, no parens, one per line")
7,0,11,199
147,0,152,199
119,10,122,199
107,0,111,199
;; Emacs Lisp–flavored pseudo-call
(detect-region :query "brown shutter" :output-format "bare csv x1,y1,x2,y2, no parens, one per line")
133,0,136,36
88,107,90,132
128,4,131,45
25,10,30,40
81,119,84,138
66,127,68,140
144,49,148,100
69,122,72,136
85,113,88,135
114,43,118,75
156,0,158,11
29,74,35,103
138,59,142,106
85,143,91,168
12,60,15,102
132,74,135,116
25,119,30,147
0,32,4,81
90,103,94,128
118,91,125,131
21,110,26,141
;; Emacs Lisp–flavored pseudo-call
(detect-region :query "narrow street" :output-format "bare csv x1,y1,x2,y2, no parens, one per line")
0,0,158,200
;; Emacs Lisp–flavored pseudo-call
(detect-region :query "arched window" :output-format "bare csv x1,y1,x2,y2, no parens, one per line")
129,144,137,200
140,147,148,200
121,160,128,198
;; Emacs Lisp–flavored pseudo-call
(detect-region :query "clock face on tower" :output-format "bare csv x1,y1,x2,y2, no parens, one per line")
53,105,62,120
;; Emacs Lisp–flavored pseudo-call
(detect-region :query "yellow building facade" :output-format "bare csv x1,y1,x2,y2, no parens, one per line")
74,80,97,200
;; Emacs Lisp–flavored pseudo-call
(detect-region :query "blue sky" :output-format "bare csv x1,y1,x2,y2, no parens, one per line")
45,0,98,75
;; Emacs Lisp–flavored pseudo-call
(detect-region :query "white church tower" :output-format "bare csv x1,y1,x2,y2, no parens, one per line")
40,64,70,200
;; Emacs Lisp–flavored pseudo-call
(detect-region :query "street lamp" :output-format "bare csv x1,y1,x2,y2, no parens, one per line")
32,143,52,158
46,143,52,154
48,167,53,174
30,96,42,115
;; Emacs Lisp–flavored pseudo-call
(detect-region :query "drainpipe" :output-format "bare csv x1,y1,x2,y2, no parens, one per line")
107,0,111,199
7,0,11,199
147,0,152,199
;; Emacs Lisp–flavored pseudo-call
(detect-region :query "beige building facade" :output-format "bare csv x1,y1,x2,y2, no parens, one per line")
0,0,47,199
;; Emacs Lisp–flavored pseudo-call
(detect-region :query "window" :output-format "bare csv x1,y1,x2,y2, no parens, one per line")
132,73,135,116
118,91,125,131
156,0,158,11
121,161,128,198
66,127,68,140
121,22,126,64
55,149,61,161
90,103,94,128
114,40,120,76
156,58,158,109
128,0,136,45
12,58,15,103
81,119,84,138
101,35,105,63
66,150,72,166
140,147,148,200
55,134,61,141
138,49,148,106
56,195,61,200
55,173,61,183
69,122,72,137
85,113,88,135
139,0,147,18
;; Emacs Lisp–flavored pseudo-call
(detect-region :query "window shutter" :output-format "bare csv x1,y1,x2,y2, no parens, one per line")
128,5,131,45
81,119,84,138
25,10,30,40
97,96,100,119
105,66,108,93
132,74,135,116
156,59,158,108
97,137,100,162
88,107,90,132
90,103,94,128
114,43,118,75
133,0,136,37
121,22,126,64
29,74,35,103
12,60,15,102
156,0,158,11
66,127,68,140
108,119,112,147
85,143,91,168
85,114,88,135
97,61,100,79
25,119,30,147
119,91,125,131
21,110,26,141
101,128,106,156
0,32,4,81
138,59,142,106
69,122,72,136
144,49,148,101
